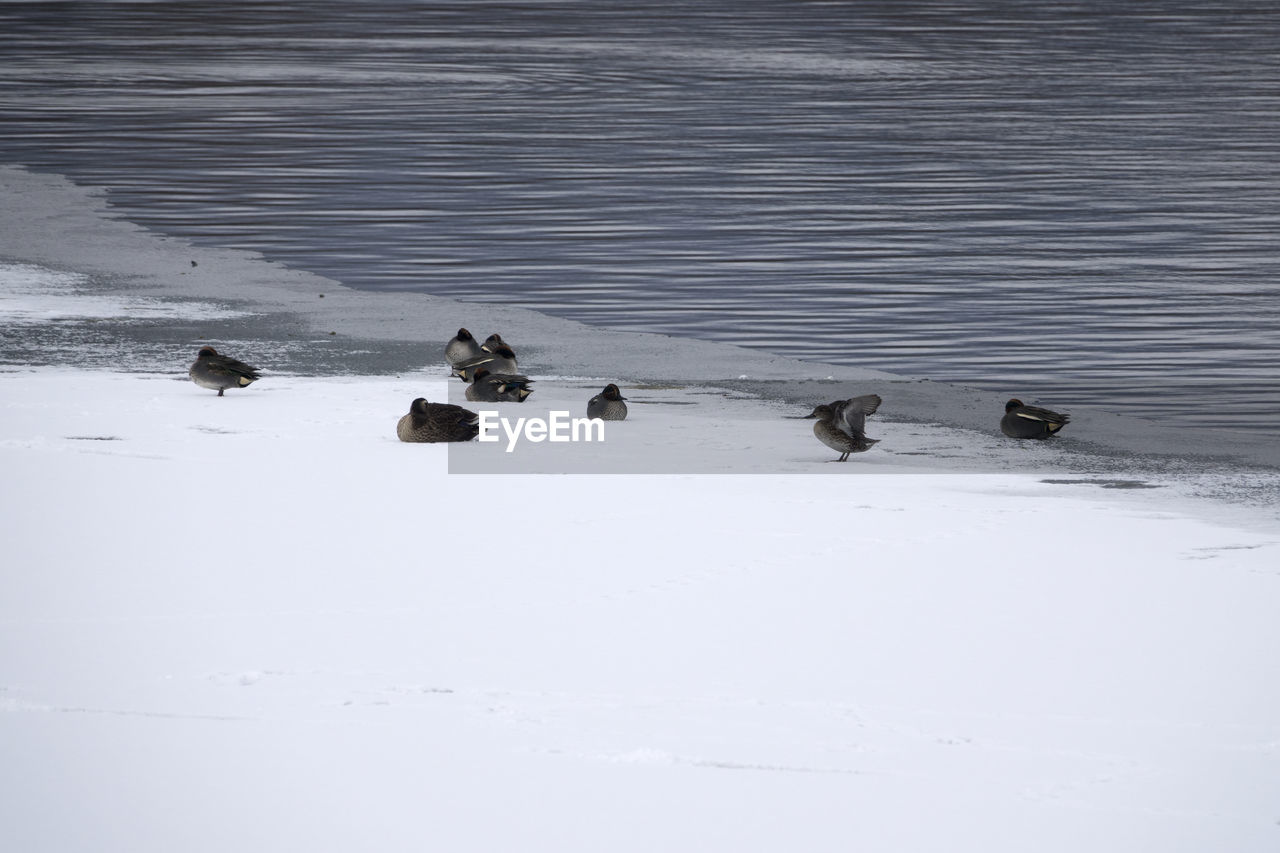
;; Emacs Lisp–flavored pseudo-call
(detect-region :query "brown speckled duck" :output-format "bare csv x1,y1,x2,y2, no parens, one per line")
396,398,480,443
803,394,881,438
806,403,879,462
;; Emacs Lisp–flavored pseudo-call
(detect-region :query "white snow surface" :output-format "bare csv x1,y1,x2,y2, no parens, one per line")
3,367,1279,852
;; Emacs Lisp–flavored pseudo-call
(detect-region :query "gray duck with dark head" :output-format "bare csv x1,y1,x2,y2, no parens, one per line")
587,384,628,421
188,346,261,396
452,345,518,382
445,328,483,367
1000,399,1070,439
466,368,534,403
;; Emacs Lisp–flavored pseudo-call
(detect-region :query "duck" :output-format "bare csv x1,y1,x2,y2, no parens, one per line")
806,403,879,461
188,346,261,396
396,398,481,443
587,384,628,421
451,345,518,382
466,368,534,403
444,328,483,367
1001,398,1070,439
803,393,882,438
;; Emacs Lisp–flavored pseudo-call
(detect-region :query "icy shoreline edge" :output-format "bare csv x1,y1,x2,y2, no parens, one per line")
3,163,1278,476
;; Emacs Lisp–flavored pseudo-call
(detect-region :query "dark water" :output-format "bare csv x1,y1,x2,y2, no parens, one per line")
2,1,1279,434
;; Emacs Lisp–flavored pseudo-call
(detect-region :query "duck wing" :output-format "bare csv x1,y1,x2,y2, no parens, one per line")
832,393,882,435
1011,405,1069,425
207,353,260,381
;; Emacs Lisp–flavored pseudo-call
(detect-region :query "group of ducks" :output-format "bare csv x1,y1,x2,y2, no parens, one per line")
188,332,1071,460
185,332,628,444
390,328,629,443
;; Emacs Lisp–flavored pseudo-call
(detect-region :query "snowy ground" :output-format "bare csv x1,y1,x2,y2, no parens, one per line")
3,368,1279,852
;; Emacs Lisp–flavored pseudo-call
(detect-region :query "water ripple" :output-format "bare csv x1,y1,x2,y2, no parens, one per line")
2,1,1278,435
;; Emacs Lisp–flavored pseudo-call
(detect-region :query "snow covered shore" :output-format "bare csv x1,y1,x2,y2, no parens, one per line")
3,368,1279,852
3,165,1280,851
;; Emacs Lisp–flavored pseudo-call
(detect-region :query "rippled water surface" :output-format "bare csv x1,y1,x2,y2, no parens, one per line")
2,1,1278,434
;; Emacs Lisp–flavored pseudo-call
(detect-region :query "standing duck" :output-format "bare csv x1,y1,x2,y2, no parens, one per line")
1000,399,1070,439
396,398,481,443
803,393,881,438
587,384,628,421
445,328,483,368
806,404,879,461
188,346,261,396
451,345,518,382
466,368,534,403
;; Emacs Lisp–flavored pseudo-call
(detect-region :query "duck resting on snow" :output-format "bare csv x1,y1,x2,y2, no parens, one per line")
188,346,261,397
396,398,480,443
